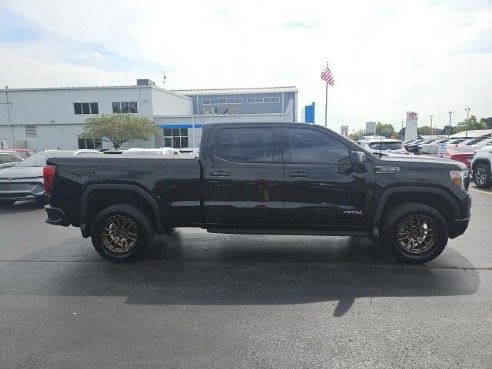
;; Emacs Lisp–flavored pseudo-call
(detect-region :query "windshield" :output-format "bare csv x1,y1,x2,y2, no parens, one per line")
16,151,74,167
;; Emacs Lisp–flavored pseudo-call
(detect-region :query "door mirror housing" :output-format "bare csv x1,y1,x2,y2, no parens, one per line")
350,151,365,164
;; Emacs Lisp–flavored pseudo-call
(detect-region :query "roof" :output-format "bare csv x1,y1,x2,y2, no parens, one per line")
449,129,492,138
171,86,298,95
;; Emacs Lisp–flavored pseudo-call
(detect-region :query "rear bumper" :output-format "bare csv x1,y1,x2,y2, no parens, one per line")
45,205,70,227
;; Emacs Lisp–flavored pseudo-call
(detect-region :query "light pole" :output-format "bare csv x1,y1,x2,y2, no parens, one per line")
447,111,452,138
465,107,471,138
401,120,404,140
429,115,433,138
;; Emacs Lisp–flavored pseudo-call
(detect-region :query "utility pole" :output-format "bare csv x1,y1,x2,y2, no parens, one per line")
1,86,14,148
447,111,452,138
465,107,471,138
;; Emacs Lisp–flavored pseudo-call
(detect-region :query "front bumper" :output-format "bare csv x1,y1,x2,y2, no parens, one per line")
449,195,471,238
45,205,70,227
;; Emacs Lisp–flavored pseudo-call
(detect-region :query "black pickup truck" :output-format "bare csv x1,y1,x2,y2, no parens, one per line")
44,122,471,264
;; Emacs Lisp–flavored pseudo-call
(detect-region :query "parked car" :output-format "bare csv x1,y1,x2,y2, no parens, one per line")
356,139,408,155
0,150,102,207
418,144,475,169
45,122,470,264
122,147,181,156
0,151,24,169
467,138,492,150
471,144,492,188
0,148,36,159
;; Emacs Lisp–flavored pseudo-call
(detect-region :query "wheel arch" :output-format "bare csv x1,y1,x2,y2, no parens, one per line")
80,184,162,237
372,187,459,237
472,158,491,171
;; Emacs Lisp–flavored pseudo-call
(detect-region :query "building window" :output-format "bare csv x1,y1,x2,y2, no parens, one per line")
74,102,99,115
202,98,242,105
78,138,102,150
112,101,138,114
247,97,280,104
163,128,188,148
25,125,37,137
202,106,219,114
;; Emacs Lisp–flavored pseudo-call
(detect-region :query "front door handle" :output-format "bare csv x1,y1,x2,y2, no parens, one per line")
288,171,309,178
210,171,231,177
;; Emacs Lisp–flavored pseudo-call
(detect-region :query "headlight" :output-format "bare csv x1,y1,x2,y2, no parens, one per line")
450,170,465,190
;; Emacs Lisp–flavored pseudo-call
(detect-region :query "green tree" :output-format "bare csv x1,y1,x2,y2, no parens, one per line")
481,117,492,129
350,129,366,142
453,115,487,133
418,126,433,135
81,115,158,150
375,122,395,138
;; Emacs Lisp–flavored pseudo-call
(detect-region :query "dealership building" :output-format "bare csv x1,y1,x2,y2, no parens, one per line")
0,79,298,151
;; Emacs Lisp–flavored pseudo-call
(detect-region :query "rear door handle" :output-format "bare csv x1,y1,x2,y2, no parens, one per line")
288,171,309,178
210,171,231,177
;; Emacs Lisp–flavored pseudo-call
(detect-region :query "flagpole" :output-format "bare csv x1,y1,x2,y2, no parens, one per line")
324,61,329,128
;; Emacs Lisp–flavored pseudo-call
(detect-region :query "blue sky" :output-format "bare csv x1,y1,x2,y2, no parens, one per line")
0,0,491,131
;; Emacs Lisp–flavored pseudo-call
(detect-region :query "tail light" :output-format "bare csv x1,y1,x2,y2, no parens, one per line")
43,165,56,195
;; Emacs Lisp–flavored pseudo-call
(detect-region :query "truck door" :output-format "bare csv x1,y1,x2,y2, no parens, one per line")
203,124,285,226
282,126,373,229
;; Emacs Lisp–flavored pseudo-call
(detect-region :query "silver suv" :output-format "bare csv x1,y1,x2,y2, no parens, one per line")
471,142,492,188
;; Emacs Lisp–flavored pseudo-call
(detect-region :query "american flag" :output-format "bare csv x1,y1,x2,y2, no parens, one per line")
320,66,334,86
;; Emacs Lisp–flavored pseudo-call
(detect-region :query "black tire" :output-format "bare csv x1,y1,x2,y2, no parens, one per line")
0,200,15,207
381,203,449,264
473,163,491,188
90,204,154,263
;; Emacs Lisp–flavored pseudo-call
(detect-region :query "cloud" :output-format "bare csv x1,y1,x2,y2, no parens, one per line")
0,0,491,130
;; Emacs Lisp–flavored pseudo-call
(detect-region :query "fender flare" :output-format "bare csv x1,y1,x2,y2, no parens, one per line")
472,157,491,170
79,184,162,237
372,186,460,236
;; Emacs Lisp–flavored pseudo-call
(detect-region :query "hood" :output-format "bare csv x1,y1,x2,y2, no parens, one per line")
0,166,43,179
378,154,467,170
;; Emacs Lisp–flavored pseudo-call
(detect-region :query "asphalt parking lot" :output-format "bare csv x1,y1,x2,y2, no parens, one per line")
0,186,491,369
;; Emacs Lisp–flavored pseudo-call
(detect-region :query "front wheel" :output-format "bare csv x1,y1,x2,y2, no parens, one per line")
474,163,491,188
91,204,154,263
381,203,449,264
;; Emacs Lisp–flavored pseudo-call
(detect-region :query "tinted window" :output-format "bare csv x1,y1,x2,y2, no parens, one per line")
90,102,99,114
287,128,349,164
369,142,403,150
74,103,82,114
219,127,274,163
112,102,121,113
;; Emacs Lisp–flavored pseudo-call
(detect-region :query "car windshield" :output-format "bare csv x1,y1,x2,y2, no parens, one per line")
16,151,74,167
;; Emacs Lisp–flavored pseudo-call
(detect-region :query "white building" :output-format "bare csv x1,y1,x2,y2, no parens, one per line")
0,79,298,151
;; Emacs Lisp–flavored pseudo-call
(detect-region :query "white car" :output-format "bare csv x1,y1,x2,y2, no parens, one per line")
122,147,181,156
356,139,408,155
471,143,492,188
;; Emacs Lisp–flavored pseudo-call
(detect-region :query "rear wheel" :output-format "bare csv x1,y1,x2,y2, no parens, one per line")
91,204,154,263
474,163,491,188
381,203,448,264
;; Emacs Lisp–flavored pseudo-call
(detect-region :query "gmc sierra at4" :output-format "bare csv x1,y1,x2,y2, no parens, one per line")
44,123,471,263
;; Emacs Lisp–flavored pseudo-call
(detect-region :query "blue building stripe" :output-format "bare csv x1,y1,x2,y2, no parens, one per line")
159,123,204,129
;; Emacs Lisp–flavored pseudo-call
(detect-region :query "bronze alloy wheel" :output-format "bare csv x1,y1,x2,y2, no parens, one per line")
100,215,139,254
396,214,437,255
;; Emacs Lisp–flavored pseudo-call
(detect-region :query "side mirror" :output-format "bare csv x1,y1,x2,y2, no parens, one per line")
350,151,365,164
